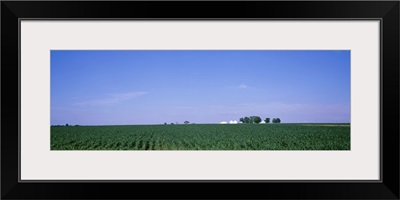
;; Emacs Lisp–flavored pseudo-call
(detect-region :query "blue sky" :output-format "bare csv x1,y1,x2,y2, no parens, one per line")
51,50,350,125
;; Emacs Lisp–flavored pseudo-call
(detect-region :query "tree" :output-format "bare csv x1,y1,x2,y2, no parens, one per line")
249,116,255,124
265,118,270,123
272,118,281,123
184,121,190,124
239,118,245,123
253,116,262,124
244,117,250,124
171,123,175,125
164,123,167,125
65,123,69,127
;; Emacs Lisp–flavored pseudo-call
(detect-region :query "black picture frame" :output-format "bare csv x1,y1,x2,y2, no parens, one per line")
2,1,399,199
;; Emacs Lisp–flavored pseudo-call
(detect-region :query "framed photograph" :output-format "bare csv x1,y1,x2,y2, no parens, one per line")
2,1,399,199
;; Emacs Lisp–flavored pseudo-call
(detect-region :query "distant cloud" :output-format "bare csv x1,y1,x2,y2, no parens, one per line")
75,91,148,106
238,83,248,89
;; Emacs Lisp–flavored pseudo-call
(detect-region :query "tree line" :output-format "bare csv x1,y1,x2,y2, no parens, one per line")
239,116,281,124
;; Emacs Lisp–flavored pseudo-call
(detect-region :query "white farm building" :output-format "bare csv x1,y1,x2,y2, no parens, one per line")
219,120,238,124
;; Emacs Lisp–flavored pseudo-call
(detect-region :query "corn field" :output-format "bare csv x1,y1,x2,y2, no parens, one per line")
51,124,350,150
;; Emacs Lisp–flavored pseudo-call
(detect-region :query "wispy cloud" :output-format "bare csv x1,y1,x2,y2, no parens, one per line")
75,92,148,106
238,83,248,89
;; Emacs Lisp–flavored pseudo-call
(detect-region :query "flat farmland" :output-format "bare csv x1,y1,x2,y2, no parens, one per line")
50,124,350,150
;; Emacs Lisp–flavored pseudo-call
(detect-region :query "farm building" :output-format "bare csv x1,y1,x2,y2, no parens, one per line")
219,121,227,124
